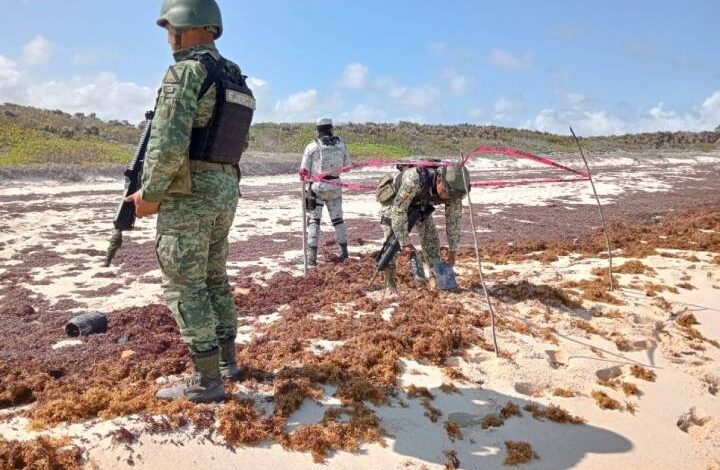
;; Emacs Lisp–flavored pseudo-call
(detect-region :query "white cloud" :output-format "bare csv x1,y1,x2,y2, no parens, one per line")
488,49,533,70
699,91,720,124
246,77,274,122
469,108,484,118
531,108,626,136
22,35,53,66
339,63,369,89
24,72,155,121
376,77,441,110
528,90,720,136
444,70,468,96
494,96,525,115
341,104,388,123
274,89,318,121
468,107,488,124
562,92,591,108
0,53,154,121
0,55,23,92
246,77,268,94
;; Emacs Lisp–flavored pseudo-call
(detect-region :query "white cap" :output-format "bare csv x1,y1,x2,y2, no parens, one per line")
316,117,333,127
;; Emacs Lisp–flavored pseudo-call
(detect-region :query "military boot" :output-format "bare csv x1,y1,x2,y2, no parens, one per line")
219,337,243,381
307,247,318,267
339,243,349,261
410,252,427,282
156,347,225,403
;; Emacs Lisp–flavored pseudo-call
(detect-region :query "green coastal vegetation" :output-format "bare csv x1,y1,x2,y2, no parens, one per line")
1,103,718,168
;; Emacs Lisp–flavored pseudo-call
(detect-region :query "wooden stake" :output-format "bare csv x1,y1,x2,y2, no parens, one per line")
460,155,499,357
301,182,308,275
570,127,615,291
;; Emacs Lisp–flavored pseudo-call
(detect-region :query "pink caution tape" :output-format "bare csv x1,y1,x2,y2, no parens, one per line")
303,146,590,192
464,146,589,177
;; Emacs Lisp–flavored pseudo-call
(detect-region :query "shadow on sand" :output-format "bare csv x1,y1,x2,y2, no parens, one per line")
285,380,632,469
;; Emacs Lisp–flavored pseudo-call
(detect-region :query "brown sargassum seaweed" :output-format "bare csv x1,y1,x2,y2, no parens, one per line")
0,208,718,466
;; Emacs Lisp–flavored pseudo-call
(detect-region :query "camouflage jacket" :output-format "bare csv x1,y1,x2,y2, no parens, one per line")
141,44,245,203
387,169,463,251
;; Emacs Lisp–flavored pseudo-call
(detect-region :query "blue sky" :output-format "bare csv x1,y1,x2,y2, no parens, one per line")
1,0,718,135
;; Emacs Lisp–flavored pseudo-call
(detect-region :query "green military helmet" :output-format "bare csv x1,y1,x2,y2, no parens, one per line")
157,0,224,39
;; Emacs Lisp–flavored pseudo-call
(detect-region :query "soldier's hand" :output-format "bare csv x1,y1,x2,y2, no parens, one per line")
402,244,416,257
447,251,456,267
299,169,310,182
125,192,160,218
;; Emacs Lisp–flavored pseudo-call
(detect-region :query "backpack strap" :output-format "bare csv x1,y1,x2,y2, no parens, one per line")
189,52,226,99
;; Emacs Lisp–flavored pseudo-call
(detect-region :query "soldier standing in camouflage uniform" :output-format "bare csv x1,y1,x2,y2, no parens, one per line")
299,118,352,266
125,0,254,403
380,161,463,292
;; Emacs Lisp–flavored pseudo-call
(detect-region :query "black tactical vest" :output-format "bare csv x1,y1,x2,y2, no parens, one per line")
188,53,255,165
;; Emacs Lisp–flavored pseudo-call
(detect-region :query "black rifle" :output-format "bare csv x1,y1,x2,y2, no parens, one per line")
370,204,434,285
103,110,155,267
304,185,319,211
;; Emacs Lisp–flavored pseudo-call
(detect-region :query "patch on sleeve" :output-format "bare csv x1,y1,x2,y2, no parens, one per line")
162,65,186,85
163,84,178,96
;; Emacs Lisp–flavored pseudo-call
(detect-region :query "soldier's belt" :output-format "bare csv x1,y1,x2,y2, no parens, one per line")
189,160,238,175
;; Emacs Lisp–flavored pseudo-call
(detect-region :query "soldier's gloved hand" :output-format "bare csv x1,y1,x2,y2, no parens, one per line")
402,244,416,258
447,251,456,267
125,191,160,218
299,169,310,181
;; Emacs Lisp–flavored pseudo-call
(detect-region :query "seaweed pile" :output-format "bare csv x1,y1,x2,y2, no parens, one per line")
0,208,718,467
0,436,83,470
471,209,720,265
0,252,493,465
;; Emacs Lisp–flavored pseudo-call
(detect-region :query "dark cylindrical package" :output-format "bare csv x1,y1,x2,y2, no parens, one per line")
65,312,108,338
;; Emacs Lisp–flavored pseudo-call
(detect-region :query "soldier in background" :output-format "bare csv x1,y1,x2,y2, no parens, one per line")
299,118,352,266
125,0,254,403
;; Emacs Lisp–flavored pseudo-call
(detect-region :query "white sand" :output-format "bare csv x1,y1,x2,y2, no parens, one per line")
1,152,719,469
1,248,717,469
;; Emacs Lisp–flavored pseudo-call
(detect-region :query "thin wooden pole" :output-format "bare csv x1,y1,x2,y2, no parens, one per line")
301,182,308,275
460,154,499,357
570,127,614,291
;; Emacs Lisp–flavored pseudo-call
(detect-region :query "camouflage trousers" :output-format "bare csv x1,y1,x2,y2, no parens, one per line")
380,209,442,269
307,189,347,248
155,170,239,354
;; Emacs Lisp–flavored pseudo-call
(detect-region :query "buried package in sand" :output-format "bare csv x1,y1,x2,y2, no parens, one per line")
1,1,719,469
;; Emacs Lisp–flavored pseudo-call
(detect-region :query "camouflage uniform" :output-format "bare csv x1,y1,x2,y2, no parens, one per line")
381,169,463,269
142,44,241,354
301,138,351,249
